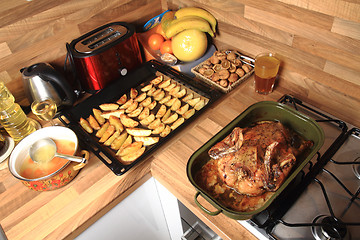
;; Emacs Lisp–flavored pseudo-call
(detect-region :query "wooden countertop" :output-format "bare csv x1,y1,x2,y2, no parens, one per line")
0,77,286,240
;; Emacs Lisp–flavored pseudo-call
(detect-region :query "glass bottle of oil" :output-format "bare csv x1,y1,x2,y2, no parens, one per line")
0,82,35,142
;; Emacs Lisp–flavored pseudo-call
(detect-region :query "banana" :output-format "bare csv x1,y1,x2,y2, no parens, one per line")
175,7,217,33
165,16,214,38
161,11,175,33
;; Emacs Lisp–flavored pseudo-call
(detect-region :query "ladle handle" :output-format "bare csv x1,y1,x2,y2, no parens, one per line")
54,152,87,163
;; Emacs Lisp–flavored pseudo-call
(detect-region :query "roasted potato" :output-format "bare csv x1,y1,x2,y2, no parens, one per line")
104,130,120,146
148,118,162,130
151,123,165,135
93,108,105,125
140,113,155,126
99,125,115,143
182,93,194,102
96,122,110,138
120,146,146,164
109,115,124,132
147,100,157,110
138,107,150,120
175,88,186,98
116,94,127,105
170,98,181,112
141,83,153,92
187,97,201,107
163,113,178,124
120,98,134,109
126,128,152,137
134,92,147,102
176,103,189,115
117,141,143,157
140,97,152,107
163,82,176,92
99,103,119,111
88,115,100,130
134,136,159,146
101,109,125,119
116,135,133,155
147,87,157,96
164,97,176,107
125,101,138,113
170,117,185,130
150,75,163,85
161,108,171,122
169,85,181,96
159,95,171,104
183,108,195,119
130,88,138,99
156,105,167,119
160,125,171,137
80,117,93,133
194,99,205,110
119,114,139,128
127,105,143,118
158,78,171,89
111,132,128,150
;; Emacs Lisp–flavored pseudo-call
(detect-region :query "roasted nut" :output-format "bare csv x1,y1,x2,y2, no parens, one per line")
218,69,230,79
219,79,229,88
203,68,214,78
227,52,237,61
228,73,239,83
221,59,230,69
242,64,252,73
229,63,236,73
198,67,206,75
216,52,227,60
233,58,242,67
236,68,245,77
203,59,211,66
210,55,219,64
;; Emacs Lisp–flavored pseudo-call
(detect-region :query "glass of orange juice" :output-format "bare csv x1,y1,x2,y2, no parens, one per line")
254,52,280,94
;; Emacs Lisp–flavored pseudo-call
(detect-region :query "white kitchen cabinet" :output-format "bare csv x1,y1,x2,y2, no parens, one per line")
75,177,183,240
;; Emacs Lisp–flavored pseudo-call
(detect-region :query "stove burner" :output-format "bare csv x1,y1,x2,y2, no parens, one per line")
311,215,348,240
352,157,360,179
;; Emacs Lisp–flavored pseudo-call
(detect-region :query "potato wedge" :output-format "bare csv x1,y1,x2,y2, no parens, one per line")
104,130,120,146
153,90,165,101
194,99,205,110
93,108,105,125
117,141,143,157
140,113,155,126
96,122,110,138
158,78,171,89
88,115,100,130
119,114,139,128
130,88,138,99
141,83,153,92
156,105,167,118
138,107,150,120
183,108,195,119
187,97,201,107
170,98,181,112
150,75,163,85
134,92,147,102
99,124,115,143
116,135,133,155
164,97,176,107
170,117,184,130
116,94,127,105
109,115,124,132
125,101,138,113
160,125,171,137
147,100,157,110
99,103,119,111
176,103,189,115
175,88,186,98
80,117,93,133
182,93,194,102
101,109,125,119
140,97,152,107
151,123,165,135
161,108,171,122
159,95,171,104
163,82,176,92
147,87,157,96
111,132,128,150
163,112,178,124
119,98,134,109
120,146,146,164
148,118,162,130
127,105,143,118
134,136,159,146
169,85,181,96
126,128,152,137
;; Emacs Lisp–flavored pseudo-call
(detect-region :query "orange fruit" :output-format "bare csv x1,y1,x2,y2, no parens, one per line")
148,33,165,50
154,24,167,39
160,40,173,54
171,29,208,62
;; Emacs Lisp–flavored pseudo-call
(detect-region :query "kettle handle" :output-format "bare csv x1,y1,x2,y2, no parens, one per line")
38,64,76,107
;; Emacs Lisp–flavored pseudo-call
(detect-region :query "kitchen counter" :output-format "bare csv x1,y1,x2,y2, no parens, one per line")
0,76,286,240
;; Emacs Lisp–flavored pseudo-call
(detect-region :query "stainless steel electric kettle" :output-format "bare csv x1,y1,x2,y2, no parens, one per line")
20,63,76,110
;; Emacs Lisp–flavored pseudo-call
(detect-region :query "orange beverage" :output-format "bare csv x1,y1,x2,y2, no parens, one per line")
254,53,280,94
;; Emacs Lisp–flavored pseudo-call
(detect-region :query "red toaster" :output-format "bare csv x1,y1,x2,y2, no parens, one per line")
67,22,143,92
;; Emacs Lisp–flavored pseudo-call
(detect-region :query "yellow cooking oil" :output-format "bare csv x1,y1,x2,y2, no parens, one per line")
0,82,35,142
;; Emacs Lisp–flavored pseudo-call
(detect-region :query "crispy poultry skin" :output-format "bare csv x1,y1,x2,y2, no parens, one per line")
208,121,313,197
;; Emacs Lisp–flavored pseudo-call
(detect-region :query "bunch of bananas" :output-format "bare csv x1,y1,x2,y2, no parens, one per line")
162,7,217,39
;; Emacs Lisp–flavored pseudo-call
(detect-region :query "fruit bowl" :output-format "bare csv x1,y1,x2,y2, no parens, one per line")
191,50,254,93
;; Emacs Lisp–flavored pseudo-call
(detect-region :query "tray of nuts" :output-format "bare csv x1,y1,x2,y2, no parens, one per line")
191,50,254,93
59,60,222,176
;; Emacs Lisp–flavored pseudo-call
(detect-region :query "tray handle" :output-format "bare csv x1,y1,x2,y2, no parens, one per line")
194,192,222,216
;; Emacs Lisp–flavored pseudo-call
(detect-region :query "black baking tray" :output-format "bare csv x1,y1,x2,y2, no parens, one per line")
59,60,222,175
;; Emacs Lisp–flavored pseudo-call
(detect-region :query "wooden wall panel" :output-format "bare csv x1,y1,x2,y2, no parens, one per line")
0,0,161,102
165,0,360,126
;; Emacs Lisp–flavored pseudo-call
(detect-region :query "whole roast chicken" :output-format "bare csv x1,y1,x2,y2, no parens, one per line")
208,121,313,196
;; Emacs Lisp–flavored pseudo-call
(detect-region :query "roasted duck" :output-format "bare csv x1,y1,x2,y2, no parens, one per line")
208,121,313,197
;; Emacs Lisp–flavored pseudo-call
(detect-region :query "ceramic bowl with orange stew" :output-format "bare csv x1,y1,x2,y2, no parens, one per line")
8,126,88,191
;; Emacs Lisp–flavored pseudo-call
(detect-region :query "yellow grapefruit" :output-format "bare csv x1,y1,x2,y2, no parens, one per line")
171,29,208,62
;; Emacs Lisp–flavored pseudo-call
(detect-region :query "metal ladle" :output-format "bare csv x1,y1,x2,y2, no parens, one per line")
29,138,87,164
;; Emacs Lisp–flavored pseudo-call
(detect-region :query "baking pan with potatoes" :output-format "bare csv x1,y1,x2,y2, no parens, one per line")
59,60,222,175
